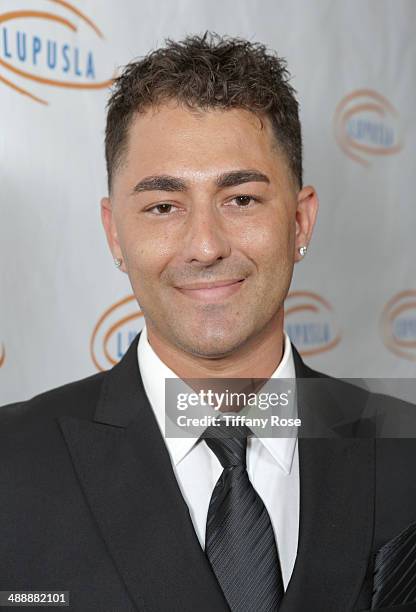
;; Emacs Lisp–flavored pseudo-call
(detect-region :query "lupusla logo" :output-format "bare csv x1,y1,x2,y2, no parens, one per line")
0,0,114,105
90,295,144,372
334,89,403,166
0,343,5,367
284,291,341,356
380,290,416,362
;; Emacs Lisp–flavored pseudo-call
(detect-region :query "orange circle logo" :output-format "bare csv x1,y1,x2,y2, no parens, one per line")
284,291,341,356
0,0,115,105
90,295,144,372
0,343,5,368
380,290,416,362
334,89,403,166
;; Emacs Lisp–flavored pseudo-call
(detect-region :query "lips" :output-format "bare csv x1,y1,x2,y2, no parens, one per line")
175,279,245,302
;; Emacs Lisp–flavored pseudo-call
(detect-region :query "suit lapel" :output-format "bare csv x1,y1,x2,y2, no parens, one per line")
58,332,229,612
279,345,375,611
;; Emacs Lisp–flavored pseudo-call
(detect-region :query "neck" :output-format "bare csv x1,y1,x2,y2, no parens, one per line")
145,313,285,380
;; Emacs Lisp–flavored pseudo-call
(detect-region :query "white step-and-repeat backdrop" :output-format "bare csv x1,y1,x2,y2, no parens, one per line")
1,0,415,404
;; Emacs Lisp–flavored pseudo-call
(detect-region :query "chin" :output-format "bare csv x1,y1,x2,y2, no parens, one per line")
173,326,249,359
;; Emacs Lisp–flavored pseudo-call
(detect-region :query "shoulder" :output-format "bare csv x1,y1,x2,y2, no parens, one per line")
296,346,413,418
0,370,107,430
295,348,416,439
293,349,372,414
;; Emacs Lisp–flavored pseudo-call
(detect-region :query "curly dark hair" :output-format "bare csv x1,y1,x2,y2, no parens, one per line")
104,32,302,194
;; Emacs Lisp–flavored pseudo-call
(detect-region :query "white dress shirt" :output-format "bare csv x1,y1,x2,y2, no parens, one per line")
137,324,299,590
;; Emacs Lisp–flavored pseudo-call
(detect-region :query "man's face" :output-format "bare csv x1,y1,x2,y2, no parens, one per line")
101,102,317,358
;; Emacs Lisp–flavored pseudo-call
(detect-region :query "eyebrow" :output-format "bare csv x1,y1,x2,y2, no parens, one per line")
130,170,270,194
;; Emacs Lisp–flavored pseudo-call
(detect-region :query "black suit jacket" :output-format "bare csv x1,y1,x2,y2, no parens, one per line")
1,332,416,612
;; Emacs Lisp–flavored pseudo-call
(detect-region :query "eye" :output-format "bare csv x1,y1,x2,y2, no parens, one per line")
228,195,259,207
147,203,177,215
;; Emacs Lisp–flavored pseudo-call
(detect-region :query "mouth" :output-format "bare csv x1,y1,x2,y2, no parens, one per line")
174,278,245,302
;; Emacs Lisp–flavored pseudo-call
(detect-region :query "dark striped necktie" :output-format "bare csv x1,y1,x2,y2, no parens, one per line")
202,421,284,612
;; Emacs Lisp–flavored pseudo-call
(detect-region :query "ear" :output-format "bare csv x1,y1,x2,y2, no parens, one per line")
294,185,319,263
100,197,127,273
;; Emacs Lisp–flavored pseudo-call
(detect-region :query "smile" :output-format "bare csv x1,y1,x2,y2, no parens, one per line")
175,279,245,302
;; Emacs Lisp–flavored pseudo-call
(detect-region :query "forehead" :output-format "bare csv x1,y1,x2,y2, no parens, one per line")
121,102,285,181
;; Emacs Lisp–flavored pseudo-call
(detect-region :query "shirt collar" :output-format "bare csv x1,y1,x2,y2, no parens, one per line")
137,323,297,474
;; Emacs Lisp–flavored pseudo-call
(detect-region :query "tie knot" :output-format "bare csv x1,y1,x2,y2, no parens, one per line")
202,420,251,468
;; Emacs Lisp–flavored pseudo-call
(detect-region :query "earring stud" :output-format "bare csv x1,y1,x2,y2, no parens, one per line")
299,245,307,257
114,257,122,268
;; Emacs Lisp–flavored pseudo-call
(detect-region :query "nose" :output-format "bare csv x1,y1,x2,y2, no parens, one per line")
182,204,231,265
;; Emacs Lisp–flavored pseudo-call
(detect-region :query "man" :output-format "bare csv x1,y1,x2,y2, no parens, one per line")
1,33,416,612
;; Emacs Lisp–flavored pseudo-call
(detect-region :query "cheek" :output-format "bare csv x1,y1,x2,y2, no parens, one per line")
239,216,291,268
130,249,162,283
122,227,174,285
